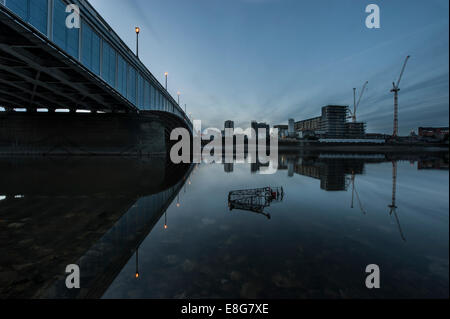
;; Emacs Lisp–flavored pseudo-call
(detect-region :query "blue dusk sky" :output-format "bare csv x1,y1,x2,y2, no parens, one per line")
90,0,449,134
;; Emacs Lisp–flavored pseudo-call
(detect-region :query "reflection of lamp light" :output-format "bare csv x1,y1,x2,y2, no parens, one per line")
164,210,168,229
135,248,140,279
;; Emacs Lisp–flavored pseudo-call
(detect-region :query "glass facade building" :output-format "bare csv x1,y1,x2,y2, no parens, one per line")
1,0,187,122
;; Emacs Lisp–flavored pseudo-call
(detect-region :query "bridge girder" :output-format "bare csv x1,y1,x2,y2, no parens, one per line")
0,8,137,114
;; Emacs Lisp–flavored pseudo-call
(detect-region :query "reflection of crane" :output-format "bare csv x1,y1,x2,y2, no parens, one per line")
391,56,411,138
388,161,406,241
349,81,369,123
228,187,284,219
349,172,366,215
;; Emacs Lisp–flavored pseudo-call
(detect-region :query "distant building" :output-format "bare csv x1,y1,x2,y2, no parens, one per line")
321,105,348,138
274,125,288,139
224,163,234,173
346,122,366,139
225,120,234,130
295,116,322,132
418,127,449,139
251,121,270,140
288,119,295,137
294,105,366,139
251,121,258,138
365,133,389,140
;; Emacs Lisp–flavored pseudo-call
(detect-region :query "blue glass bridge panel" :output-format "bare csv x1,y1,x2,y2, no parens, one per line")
6,0,28,21
101,40,116,88
6,0,47,35
2,0,189,124
117,54,127,97
81,20,100,75
127,65,136,105
53,0,79,59
137,73,144,109
29,0,47,34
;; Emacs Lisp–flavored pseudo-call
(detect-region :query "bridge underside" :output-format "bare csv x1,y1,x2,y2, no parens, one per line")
0,110,188,156
0,8,137,113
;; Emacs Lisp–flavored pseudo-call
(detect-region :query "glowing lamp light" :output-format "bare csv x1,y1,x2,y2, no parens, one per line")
135,27,140,34
164,224,168,230
135,272,140,279
176,203,180,207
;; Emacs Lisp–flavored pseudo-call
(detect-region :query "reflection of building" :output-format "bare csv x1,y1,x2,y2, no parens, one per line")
276,156,368,191
224,163,234,173
418,158,449,170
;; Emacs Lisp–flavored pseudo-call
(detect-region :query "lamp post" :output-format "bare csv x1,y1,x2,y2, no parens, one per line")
177,91,181,105
135,27,140,58
164,72,168,90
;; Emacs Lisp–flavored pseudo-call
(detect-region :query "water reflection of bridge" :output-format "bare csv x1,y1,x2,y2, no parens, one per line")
0,157,193,298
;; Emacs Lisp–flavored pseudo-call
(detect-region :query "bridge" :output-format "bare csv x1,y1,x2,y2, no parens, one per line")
0,0,192,154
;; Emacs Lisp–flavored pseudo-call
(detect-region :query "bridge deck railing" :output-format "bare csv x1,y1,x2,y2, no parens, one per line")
0,0,192,128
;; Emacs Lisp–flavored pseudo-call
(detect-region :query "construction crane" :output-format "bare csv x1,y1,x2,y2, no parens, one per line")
348,81,369,123
388,161,406,242
349,172,367,215
391,56,411,138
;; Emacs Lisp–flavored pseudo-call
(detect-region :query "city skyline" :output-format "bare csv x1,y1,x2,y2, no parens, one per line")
89,0,449,135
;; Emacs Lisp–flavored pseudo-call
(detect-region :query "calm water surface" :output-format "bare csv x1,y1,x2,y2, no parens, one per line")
103,155,449,299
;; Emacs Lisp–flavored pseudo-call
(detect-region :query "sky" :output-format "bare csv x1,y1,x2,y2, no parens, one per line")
89,0,449,134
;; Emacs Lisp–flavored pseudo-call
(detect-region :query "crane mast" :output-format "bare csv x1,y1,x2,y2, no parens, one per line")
350,81,368,123
391,56,410,138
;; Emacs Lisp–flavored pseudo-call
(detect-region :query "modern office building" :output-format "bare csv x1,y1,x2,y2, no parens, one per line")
288,119,295,137
320,105,348,138
295,116,322,132
294,105,361,138
418,127,449,139
345,122,366,139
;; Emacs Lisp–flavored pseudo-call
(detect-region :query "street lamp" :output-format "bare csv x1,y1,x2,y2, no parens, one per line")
164,72,168,90
135,27,140,58
177,91,181,105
